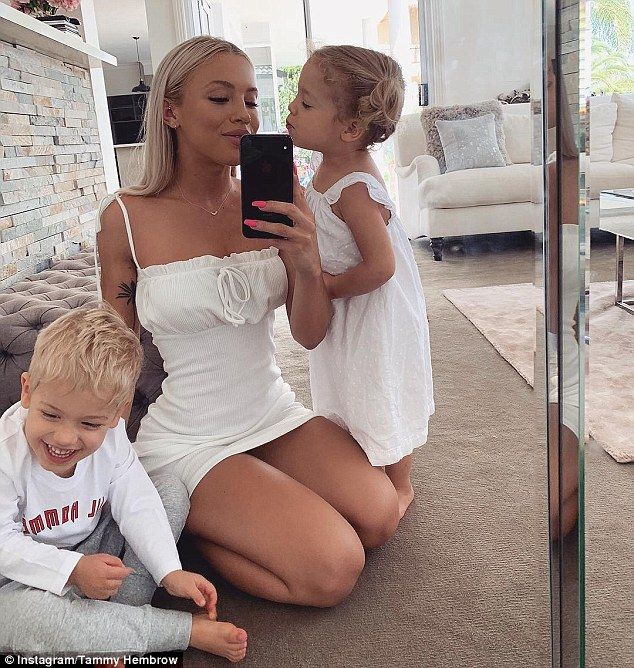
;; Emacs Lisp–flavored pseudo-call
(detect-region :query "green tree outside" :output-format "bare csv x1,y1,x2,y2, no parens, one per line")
278,65,302,118
591,0,634,93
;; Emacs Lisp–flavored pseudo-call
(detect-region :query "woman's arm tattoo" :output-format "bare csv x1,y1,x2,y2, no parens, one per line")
116,280,138,328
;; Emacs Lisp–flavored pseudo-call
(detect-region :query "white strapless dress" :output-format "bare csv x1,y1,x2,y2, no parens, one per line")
97,194,313,495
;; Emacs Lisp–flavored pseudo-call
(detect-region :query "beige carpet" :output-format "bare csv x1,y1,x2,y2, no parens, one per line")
443,281,634,463
150,234,630,668
165,235,553,668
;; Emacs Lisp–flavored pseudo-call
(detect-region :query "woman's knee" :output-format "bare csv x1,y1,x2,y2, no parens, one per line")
354,477,400,549
299,538,365,607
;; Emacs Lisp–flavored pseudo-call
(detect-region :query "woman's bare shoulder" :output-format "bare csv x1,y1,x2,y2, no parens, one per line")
100,192,165,231
99,195,125,236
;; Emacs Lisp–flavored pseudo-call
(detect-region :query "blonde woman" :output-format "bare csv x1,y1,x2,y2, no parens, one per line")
97,36,399,608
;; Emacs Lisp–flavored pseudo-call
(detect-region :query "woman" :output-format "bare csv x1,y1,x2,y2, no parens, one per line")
97,36,399,607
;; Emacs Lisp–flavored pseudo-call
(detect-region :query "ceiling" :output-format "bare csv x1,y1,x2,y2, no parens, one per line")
92,0,151,66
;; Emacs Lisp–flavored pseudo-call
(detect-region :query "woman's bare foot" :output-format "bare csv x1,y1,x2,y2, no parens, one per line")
190,614,248,663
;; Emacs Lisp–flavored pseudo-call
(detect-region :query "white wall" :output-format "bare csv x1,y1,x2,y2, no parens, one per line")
226,0,307,67
145,0,178,72
103,63,151,96
310,0,383,48
438,0,534,105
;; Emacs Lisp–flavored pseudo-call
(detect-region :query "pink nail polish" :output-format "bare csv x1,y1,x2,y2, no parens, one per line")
293,163,298,175
244,220,257,227
252,200,267,208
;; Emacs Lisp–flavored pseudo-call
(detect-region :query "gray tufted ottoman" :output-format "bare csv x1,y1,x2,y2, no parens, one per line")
0,251,166,440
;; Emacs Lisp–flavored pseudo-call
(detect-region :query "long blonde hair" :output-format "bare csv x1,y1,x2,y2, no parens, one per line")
120,36,249,197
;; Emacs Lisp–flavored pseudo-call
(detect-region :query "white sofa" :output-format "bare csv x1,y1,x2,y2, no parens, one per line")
394,97,634,260
587,93,634,197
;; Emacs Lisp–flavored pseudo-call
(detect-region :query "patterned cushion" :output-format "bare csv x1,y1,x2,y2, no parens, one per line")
435,114,506,172
0,251,165,441
420,99,511,173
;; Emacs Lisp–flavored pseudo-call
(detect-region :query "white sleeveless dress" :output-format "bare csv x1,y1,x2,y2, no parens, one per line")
96,194,314,495
305,172,434,467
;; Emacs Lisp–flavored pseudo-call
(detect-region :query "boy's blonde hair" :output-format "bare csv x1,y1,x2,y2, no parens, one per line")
28,304,143,410
310,45,405,147
120,36,249,197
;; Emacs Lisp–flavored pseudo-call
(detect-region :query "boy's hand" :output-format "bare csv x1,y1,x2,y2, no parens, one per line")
161,570,217,618
67,554,133,600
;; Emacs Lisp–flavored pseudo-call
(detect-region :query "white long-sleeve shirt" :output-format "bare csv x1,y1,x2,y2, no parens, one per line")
0,403,182,596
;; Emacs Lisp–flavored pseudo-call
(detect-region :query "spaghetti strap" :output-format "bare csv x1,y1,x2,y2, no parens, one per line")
97,193,141,271
114,194,141,270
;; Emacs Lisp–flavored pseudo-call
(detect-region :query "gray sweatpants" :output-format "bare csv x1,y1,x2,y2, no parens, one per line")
0,475,193,657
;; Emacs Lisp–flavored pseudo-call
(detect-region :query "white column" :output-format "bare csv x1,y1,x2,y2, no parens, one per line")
362,17,379,49
145,0,179,69
388,0,419,111
80,0,119,192
172,0,193,42
388,0,411,65
419,0,446,105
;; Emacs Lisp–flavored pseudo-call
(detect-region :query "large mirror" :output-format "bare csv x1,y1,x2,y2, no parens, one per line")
1,0,619,666
584,0,634,667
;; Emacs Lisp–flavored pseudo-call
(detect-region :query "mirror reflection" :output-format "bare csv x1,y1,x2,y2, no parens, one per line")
586,0,634,663
1,0,620,666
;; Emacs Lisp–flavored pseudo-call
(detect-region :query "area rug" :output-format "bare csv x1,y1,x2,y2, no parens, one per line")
443,281,634,463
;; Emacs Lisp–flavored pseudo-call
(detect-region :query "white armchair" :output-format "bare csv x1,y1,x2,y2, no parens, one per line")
394,103,541,260
395,155,441,229
394,98,634,260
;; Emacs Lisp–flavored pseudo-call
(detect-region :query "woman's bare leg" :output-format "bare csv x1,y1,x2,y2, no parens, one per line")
385,455,415,519
185,451,365,607
253,417,400,548
548,405,579,540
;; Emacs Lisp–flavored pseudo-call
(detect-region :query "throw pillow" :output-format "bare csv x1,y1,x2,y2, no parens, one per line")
435,114,506,172
420,99,511,173
589,101,617,162
612,93,634,163
502,107,532,164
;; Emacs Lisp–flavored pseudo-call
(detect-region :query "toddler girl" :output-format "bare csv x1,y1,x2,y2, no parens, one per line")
286,45,434,518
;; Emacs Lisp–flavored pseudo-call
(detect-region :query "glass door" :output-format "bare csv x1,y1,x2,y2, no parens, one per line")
543,1,587,664
584,0,634,667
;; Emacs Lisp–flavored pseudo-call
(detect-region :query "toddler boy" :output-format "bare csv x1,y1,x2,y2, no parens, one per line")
0,306,247,662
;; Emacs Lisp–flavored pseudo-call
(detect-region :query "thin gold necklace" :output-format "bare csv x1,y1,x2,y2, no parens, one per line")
177,182,233,216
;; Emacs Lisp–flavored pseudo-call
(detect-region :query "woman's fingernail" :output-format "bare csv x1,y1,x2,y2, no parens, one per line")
252,200,267,208
293,163,298,175
244,219,258,227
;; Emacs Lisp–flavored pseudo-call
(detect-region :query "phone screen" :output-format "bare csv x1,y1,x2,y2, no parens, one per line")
240,134,294,239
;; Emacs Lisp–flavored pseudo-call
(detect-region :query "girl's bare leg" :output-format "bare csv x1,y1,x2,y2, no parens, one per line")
385,455,415,519
185,450,365,607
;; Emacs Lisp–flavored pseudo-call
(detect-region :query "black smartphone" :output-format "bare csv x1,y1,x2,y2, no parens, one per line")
240,134,294,239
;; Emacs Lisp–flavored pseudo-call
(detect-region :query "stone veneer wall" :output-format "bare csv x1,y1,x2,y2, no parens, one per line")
0,40,107,289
